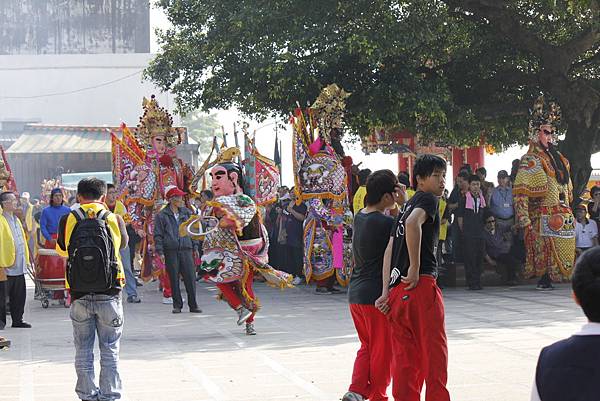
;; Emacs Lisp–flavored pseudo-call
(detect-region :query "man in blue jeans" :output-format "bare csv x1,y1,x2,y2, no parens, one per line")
106,183,140,303
57,178,128,401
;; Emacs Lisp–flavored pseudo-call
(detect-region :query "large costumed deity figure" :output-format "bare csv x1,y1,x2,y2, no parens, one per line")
513,96,575,290
186,145,292,335
0,146,17,192
291,84,353,293
112,96,193,302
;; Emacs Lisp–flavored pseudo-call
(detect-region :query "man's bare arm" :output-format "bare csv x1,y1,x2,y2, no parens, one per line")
116,215,129,250
402,208,427,290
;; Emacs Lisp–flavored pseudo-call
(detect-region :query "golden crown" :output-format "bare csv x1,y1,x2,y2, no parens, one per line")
135,95,179,148
528,95,562,142
311,84,351,141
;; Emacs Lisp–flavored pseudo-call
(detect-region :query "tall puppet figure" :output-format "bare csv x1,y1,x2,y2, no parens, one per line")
189,147,292,335
291,84,353,294
124,96,193,303
513,96,575,290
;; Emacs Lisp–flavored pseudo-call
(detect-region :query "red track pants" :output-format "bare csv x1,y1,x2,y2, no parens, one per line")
388,276,450,401
216,270,255,323
160,270,172,298
349,304,392,401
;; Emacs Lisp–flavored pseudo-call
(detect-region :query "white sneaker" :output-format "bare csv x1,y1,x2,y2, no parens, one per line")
342,391,365,401
162,297,173,304
292,276,303,286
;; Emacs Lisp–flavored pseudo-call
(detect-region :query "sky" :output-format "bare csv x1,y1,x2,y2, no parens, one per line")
149,5,599,189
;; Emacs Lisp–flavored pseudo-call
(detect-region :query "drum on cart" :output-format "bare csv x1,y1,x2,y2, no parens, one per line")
35,248,68,308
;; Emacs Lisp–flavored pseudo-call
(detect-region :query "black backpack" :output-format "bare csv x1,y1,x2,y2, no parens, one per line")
66,207,118,293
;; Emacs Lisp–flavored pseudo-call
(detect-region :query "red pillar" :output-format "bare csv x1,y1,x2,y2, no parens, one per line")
452,146,485,178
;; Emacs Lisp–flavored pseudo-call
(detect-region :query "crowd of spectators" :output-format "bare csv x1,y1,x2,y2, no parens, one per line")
414,163,528,289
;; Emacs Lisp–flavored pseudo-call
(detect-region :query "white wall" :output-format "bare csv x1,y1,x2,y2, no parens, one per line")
0,53,178,127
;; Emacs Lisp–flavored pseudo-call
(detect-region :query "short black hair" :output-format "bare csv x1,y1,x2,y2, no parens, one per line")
106,183,116,191
476,167,487,176
0,191,14,204
397,171,411,188
457,171,470,181
460,164,473,174
591,186,600,197
200,189,214,200
77,177,106,201
358,169,372,185
365,169,397,206
572,247,600,322
468,174,481,184
412,154,447,188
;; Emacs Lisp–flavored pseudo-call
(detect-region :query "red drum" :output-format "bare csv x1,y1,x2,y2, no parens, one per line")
37,245,66,289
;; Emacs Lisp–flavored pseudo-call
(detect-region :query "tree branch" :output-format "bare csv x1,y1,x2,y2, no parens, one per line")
560,25,600,64
470,101,530,120
572,47,600,70
442,0,549,58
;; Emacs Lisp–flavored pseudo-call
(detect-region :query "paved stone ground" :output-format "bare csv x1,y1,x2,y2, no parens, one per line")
0,279,586,401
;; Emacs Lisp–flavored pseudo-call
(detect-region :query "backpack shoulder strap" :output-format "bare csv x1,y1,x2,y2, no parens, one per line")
71,207,85,222
97,209,110,221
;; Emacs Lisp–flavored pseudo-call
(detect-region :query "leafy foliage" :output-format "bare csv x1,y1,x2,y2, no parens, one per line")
147,0,599,153
180,111,220,156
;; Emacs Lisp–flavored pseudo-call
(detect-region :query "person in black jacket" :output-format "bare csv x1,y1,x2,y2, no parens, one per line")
154,186,202,314
456,174,488,290
531,247,600,401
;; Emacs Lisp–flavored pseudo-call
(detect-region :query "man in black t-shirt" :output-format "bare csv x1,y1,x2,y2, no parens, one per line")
375,154,451,401
342,170,403,401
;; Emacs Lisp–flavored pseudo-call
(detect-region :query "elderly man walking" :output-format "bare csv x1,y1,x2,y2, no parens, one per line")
0,191,32,329
154,185,202,314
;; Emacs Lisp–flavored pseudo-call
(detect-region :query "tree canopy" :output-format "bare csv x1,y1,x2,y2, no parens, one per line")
147,0,600,193
180,111,221,156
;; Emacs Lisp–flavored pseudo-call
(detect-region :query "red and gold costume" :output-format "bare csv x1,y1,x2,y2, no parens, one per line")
112,96,193,299
513,96,575,283
187,146,292,335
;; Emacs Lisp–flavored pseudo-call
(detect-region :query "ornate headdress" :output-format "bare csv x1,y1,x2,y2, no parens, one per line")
191,145,242,193
135,95,179,148
311,84,351,143
528,95,562,143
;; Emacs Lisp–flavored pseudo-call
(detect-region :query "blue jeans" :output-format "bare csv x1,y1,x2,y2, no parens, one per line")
120,247,137,298
71,294,123,401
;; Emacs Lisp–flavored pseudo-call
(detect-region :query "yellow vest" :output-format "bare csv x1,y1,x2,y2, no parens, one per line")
353,186,367,215
24,203,34,234
0,213,31,271
111,200,128,217
56,202,125,286
439,197,448,241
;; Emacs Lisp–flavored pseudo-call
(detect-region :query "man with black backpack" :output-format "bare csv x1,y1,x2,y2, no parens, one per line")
56,178,128,401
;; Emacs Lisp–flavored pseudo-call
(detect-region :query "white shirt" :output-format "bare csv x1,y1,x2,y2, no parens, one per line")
530,322,600,401
575,219,598,248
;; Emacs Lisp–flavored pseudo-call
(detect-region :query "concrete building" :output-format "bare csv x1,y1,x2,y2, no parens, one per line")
0,1,199,195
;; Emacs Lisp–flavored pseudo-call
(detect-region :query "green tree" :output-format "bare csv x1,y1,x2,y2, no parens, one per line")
181,111,220,156
147,0,599,195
